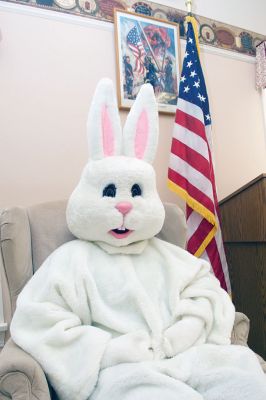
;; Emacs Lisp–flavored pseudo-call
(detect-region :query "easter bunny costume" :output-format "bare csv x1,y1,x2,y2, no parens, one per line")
11,80,266,400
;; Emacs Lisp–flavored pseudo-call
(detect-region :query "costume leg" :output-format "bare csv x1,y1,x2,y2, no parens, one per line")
174,344,266,400
198,368,266,400
91,362,204,400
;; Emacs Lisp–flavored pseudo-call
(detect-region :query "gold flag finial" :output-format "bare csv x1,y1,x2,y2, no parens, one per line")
185,0,192,14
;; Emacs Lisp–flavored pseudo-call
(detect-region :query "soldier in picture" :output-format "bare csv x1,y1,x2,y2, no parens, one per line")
144,56,160,94
124,56,134,99
163,56,174,93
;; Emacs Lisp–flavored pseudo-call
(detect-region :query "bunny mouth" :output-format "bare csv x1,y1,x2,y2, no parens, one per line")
109,227,133,239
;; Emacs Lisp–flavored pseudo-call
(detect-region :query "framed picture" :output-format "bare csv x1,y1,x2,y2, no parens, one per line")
114,9,181,114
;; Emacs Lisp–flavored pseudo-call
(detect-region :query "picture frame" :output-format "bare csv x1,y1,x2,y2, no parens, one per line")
114,9,181,114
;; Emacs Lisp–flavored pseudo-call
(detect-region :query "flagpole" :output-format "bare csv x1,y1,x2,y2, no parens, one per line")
185,1,201,56
185,0,192,15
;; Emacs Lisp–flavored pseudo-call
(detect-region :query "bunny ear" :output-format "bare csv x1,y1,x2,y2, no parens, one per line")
87,78,122,160
123,84,158,163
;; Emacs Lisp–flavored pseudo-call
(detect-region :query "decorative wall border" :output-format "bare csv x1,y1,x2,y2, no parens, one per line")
1,0,265,56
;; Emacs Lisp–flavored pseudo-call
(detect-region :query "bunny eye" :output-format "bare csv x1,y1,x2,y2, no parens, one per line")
131,184,142,197
103,184,116,198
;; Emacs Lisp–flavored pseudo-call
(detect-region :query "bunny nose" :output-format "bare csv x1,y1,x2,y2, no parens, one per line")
115,202,132,215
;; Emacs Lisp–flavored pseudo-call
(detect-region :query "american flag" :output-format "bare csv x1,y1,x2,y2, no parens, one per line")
168,20,231,293
127,25,146,74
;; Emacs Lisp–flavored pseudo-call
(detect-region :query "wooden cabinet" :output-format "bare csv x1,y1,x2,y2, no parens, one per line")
219,174,266,359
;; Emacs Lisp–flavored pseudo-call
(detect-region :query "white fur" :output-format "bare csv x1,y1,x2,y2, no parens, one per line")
11,238,250,400
92,345,266,400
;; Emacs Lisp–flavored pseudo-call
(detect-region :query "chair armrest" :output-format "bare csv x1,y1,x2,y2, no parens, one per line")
231,311,250,346
0,339,51,400
231,312,266,373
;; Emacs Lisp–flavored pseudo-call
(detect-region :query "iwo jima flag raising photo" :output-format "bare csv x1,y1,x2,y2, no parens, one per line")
168,17,231,293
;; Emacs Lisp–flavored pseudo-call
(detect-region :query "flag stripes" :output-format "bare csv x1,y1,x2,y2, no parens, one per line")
205,237,227,290
169,153,215,201
168,168,216,221
173,124,209,160
177,98,205,124
187,218,214,254
175,109,206,140
171,138,211,179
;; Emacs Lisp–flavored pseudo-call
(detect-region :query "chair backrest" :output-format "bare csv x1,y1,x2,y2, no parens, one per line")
0,201,186,345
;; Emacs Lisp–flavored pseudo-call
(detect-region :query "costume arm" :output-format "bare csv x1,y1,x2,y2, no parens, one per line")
164,261,235,357
10,253,111,400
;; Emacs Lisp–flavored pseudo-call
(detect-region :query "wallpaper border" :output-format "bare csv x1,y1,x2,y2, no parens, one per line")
1,0,265,57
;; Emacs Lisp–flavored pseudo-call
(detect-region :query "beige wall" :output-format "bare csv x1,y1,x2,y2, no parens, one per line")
200,50,266,200
0,5,266,208
160,0,266,35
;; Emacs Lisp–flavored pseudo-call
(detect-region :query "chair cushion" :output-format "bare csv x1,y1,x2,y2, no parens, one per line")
27,201,75,272
0,208,33,316
158,202,187,249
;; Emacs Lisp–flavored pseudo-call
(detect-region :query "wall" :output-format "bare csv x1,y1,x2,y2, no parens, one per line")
0,2,266,208
202,50,266,199
160,0,266,35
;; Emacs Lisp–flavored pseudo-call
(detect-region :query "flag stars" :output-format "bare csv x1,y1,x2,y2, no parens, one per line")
193,80,200,88
184,85,190,93
184,51,189,58
180,75,186,82
205,114,211,121
198,93,206,102
188,37,193,43
190,70,197,78
187,60,193,68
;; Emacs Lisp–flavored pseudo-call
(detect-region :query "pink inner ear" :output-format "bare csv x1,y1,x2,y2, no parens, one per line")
135,110,148,159
102,105,114,156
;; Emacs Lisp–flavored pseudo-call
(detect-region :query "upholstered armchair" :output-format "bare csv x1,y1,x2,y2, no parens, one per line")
0,201,265,400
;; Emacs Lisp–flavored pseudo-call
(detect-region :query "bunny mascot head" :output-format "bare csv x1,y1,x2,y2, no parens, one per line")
66,78,165,247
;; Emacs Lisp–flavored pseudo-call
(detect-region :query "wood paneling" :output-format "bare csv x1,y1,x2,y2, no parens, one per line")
220,174,266,242
225,243,266,357
219,174,266,359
